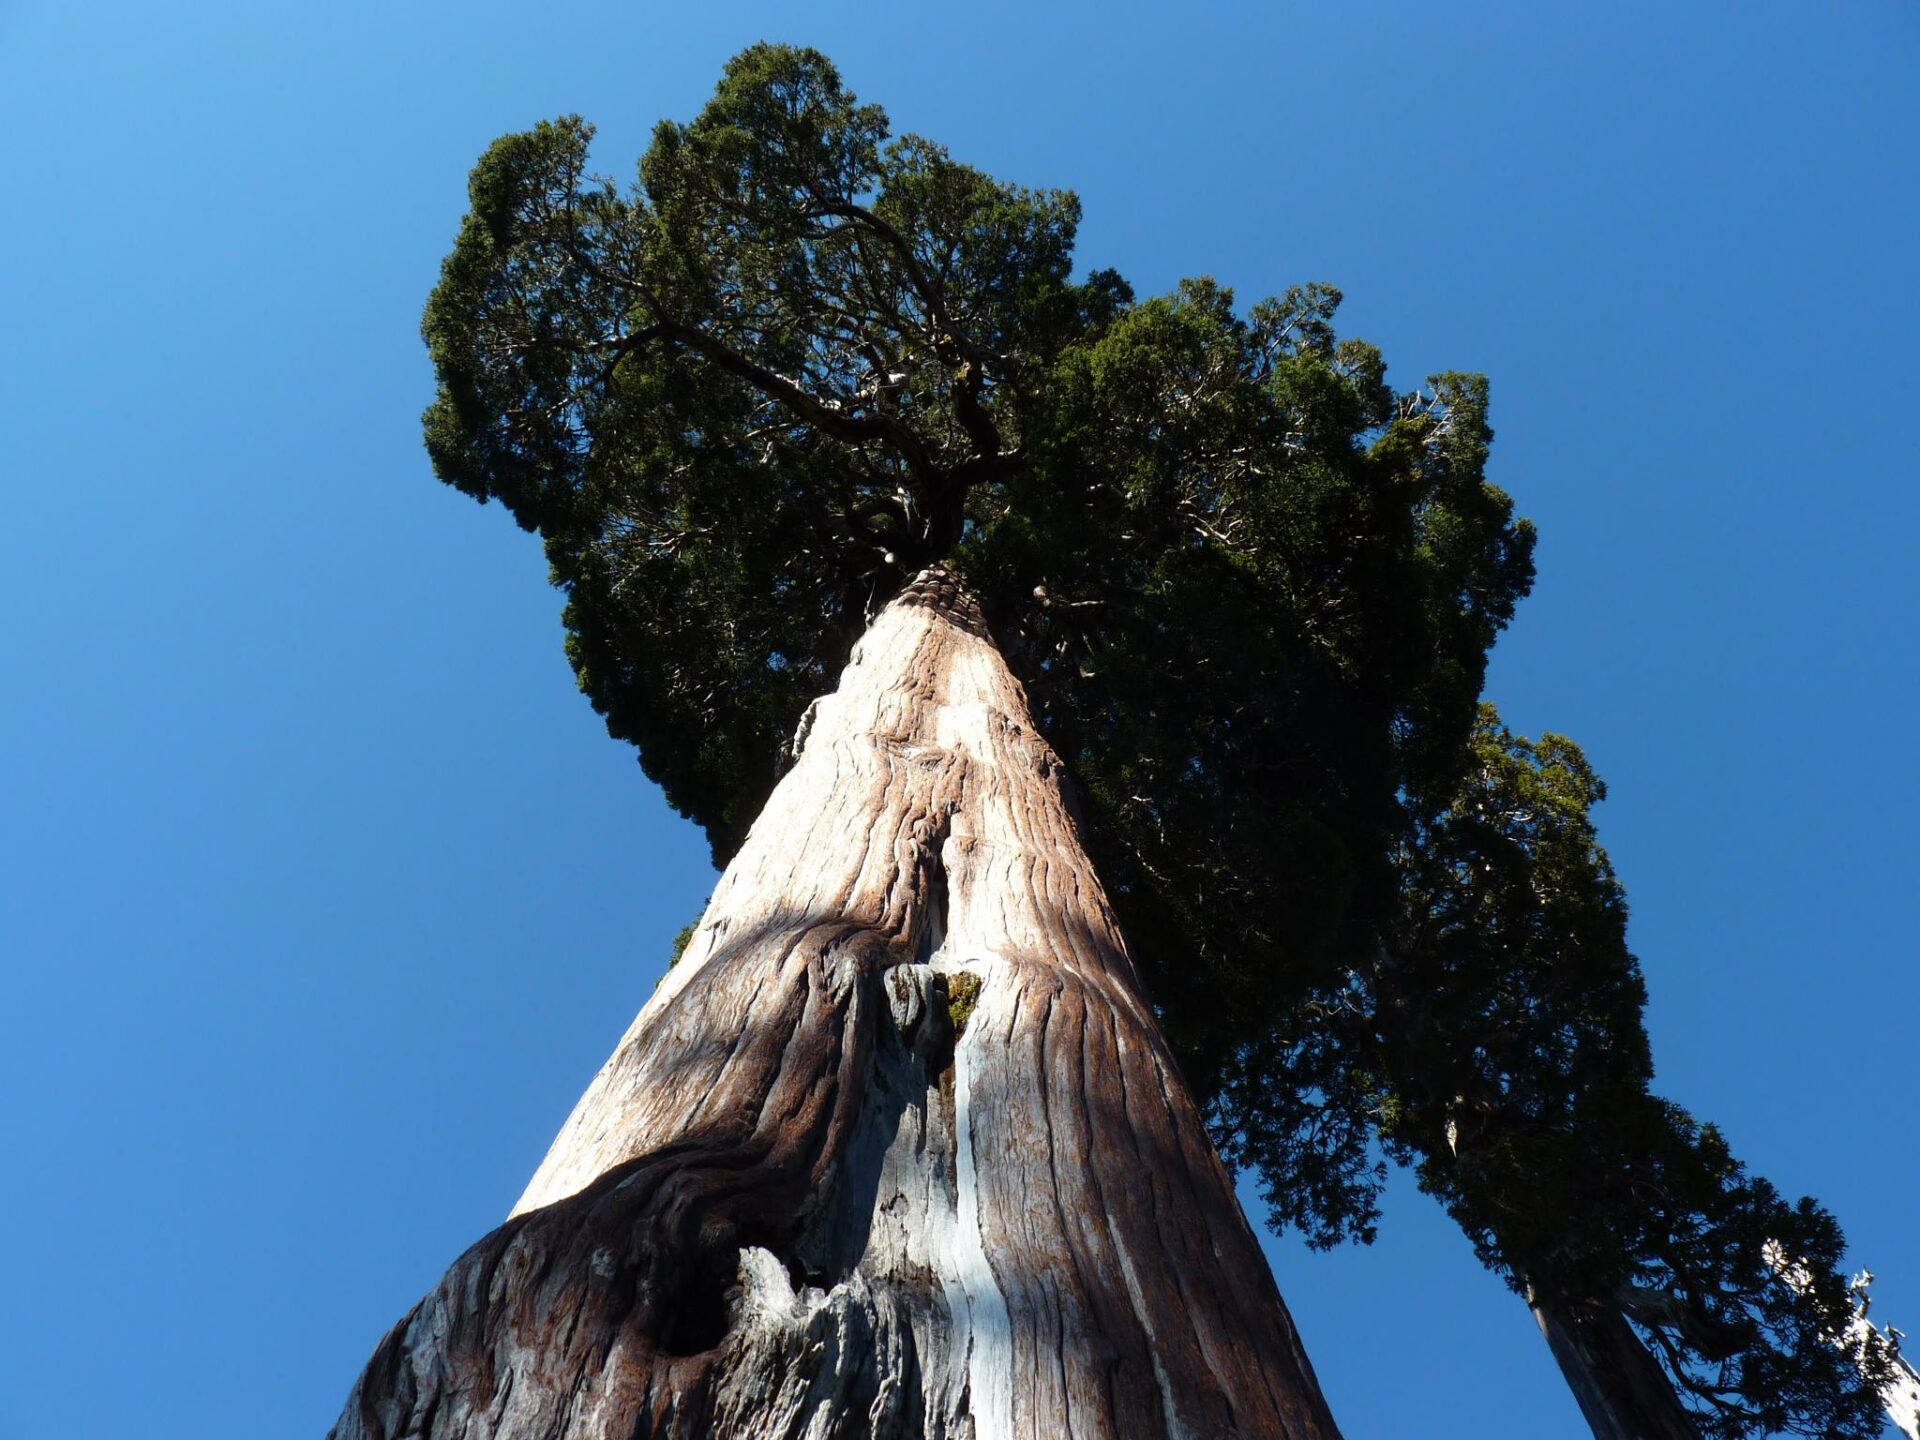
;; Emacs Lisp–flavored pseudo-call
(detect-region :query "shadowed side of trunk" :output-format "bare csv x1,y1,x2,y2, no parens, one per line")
331,568,1343,1440
1529,1288,1703,1440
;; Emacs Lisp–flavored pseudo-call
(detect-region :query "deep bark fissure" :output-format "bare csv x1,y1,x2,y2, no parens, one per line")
332,568,1342,1440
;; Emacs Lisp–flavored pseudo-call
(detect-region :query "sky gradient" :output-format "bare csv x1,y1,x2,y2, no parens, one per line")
2,4,1915,1436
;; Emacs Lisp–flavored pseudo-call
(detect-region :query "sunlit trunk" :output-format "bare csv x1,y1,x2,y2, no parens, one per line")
1769,1246,1920,1440
1874,1343,1920,1439
331,568,1343,1440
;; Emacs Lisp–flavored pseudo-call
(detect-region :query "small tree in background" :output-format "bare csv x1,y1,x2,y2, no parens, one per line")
1336,709,1890,1437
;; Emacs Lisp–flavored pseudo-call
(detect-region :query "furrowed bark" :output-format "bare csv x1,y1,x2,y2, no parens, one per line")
332,567,1343,1440
1527,1288,1703,1440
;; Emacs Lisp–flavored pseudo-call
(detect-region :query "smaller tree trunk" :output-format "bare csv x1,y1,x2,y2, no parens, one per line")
1527,1286,1702,1440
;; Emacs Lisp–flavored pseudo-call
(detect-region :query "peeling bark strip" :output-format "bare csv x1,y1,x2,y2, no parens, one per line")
333,569,1342,1440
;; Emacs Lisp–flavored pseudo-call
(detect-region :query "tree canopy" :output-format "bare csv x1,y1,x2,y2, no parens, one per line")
420,43,1885,1437
425,39,1530,1122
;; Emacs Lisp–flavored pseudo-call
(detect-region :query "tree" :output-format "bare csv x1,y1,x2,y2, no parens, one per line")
338,45,1409,1437
1329,709,1890,1438
415,43,1533,1243
338,42,1882,1438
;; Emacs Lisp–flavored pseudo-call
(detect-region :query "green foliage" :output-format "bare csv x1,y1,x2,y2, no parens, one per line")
422,48,1107,856
1377,708,1652,1181
421,43,1529,932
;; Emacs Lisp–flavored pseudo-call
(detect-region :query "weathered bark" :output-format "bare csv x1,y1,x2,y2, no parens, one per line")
1876,1343,1920,1439
1527,1287,1703,1440
1828,1273,1920,1439
1772,1252,1920,1440
333,568,1343,1440
1849,1319,1920,1440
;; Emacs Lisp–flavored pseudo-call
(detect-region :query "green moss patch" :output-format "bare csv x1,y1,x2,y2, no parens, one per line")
945,971,984,1036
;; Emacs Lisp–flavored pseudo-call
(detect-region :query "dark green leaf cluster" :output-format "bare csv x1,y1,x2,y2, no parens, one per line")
1377,711,1652,1183
423,48,1105,851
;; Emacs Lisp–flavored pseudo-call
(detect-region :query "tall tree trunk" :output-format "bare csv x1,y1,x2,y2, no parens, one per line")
331,568,1343,1440
1527,1287,1702,1440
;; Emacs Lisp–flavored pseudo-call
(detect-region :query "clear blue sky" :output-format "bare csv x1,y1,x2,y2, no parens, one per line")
1,4,1914,1436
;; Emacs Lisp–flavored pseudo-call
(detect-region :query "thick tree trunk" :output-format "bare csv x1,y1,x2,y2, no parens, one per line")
1527,1288,1702,1440
332,568,1342,1440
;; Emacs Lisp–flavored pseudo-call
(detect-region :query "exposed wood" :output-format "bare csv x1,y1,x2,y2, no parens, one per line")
332,567,1343,1440
1771,1249,1920,1440
1837,1271,1920,1438
1877,1340,1920,1439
